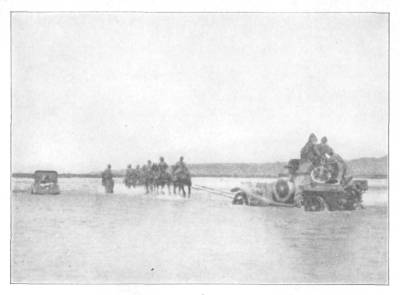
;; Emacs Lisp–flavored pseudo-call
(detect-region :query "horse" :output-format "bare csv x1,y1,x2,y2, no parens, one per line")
172,169,192,198
144,167,156,194
154,168,173,194
123,171,138,188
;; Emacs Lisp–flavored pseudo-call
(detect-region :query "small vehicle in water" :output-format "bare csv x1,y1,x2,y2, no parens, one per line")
231,180,297,208
30,170,60,195
231,158,368,212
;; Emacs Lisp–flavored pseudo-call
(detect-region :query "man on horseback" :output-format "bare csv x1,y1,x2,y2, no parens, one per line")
144,160,154,194
134,164,141,185
156,157,170,194
158,157,169,175
175,156,189,174
124,164,136,188
173,156,192,197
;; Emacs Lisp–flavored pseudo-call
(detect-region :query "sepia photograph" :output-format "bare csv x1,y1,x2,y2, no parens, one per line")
10,11,388,284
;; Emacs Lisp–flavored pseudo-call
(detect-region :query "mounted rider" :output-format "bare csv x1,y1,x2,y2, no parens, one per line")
124,164,137,188
158,157,169,175
125,164,134,177
135,164,141,183
144,160,153,193
172,156,192,197
174,156,189,175
151,162,159,176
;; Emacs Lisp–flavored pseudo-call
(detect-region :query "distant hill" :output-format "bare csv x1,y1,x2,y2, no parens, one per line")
12,155,388,179
346,155,388,178
186,155,388,178
187,162,285,178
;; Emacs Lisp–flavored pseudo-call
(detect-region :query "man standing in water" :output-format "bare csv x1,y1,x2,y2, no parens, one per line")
101,164,114,193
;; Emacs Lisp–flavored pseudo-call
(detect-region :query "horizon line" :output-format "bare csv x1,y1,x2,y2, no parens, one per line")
11,154,388,175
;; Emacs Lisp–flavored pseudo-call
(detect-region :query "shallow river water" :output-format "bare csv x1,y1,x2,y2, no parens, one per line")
11,177,388,284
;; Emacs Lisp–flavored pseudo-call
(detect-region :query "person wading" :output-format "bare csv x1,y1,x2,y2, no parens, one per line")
101,164,114,193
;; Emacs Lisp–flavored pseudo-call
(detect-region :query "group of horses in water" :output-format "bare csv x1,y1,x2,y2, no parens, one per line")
123,165,192,197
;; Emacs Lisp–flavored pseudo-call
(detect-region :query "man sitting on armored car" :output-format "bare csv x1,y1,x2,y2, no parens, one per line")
300,133,321,165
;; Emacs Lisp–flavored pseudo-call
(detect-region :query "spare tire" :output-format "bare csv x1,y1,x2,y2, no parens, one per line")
310,165,332,184
272,179,295,203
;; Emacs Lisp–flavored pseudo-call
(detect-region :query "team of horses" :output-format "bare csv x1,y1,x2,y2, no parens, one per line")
124,165,192,197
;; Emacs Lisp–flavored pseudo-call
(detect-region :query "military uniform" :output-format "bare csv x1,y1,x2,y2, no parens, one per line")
316,143,334,158
159,161,168,172
101,168,114,193
158,160,169,180
175,160,188,174
300,141,321,164
126,167,134,177
124,167,136,187
144,163,154,193
329,153,348,184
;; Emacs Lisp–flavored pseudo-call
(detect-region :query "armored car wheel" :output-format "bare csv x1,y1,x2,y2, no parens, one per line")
303,196,328,212
272,179,295,203
232,192,249,205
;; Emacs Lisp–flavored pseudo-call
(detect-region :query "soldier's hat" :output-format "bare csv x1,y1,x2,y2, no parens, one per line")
309,133,317,141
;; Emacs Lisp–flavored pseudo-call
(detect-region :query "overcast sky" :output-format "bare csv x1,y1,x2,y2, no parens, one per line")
12,13,388,173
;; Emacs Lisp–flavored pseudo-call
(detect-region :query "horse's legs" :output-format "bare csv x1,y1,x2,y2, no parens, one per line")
181,185,186,198
188,185,191,198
